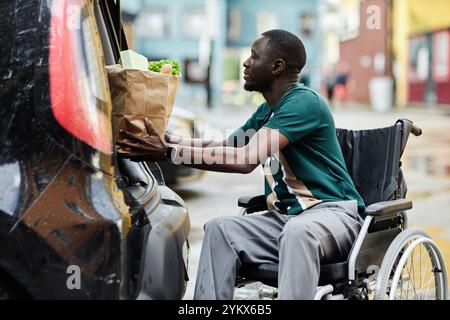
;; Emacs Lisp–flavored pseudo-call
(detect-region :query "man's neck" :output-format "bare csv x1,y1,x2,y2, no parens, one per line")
262,79,299,107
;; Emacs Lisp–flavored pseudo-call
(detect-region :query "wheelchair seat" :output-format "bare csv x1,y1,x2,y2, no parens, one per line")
239,261,349,288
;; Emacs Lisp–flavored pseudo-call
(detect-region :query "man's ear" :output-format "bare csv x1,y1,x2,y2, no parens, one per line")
272,59,286,76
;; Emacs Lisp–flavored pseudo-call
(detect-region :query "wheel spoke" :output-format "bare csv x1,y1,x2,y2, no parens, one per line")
421,251,431,298
422,258,435,299
399,271,406,299
411,245,417,298
423,273,435,300
402,241,412,299
407,243,435,300
420,245,422,293
404,252,418,298
413,245,417,297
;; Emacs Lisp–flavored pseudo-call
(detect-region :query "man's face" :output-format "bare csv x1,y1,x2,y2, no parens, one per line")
243,36,275,92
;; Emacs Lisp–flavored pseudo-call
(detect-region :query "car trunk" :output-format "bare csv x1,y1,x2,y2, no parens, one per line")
93,0,190,299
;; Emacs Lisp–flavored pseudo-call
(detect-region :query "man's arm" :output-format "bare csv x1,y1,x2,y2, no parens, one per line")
170,127,288,173
118,118,289,174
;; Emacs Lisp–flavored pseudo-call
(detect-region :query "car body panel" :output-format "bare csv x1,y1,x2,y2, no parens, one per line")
0,0,190,300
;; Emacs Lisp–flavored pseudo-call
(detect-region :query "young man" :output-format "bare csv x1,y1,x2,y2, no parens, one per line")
119,29,365,299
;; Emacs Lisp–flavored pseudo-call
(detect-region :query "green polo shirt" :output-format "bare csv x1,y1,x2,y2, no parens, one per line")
229,83,365,216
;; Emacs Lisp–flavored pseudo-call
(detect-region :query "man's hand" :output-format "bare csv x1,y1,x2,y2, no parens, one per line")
117,118,168,161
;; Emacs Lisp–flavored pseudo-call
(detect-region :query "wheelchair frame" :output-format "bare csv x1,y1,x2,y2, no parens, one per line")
235,120,448,300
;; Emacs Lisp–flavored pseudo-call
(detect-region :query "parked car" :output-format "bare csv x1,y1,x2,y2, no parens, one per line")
0,0,190,299
155,105,206,185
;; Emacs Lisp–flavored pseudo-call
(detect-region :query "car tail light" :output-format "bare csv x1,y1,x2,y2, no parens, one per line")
49,0,112,153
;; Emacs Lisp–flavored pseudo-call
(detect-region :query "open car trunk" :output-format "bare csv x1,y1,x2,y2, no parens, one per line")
93,0,190,299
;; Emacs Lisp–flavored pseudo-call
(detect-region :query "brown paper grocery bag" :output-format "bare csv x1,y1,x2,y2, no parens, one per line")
106,65,180,156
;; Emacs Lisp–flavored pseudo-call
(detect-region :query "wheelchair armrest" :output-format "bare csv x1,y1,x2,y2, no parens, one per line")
364,199,412,217
238,195,268,214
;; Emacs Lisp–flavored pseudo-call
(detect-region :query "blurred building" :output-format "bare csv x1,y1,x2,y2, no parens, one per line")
394,0,450,106
121,0,331,108
337,0,392,105
225,0,325,91
337,0,450,108
121,0,225,109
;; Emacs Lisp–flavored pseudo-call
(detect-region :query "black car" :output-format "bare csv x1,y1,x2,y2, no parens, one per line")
0,0,190,299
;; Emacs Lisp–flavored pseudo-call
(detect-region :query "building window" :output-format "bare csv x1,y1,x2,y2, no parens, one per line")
433,30,450,82
339,2,360,41
184,59,208,84
182,8,206,39
256,11,278,35
299,13,315,38
409,36,430,82
227,9,241,41
223,55,240,81
135,9,170,39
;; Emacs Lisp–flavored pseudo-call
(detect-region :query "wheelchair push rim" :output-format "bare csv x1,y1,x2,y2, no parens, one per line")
375,227,448,300
390,237,447,300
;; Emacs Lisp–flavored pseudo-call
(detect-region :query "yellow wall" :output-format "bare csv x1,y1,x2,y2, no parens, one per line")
393,0,450,107
408,0,450,34
341,0,359,7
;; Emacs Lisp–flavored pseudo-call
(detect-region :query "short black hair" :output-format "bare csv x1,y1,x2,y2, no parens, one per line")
261,29,307,74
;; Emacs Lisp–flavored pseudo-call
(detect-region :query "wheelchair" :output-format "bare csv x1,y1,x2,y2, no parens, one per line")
235,119,448,300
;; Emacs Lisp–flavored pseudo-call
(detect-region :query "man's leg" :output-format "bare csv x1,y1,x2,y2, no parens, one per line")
194,211,288,300
277,200,362,299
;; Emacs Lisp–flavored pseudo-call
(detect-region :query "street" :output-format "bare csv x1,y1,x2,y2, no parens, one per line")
173,103,450,299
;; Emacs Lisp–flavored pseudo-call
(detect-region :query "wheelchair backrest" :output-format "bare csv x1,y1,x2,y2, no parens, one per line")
336,119,414,206
336,120,417,278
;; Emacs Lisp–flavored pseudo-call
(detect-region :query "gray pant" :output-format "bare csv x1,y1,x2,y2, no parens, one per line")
194,200,362,300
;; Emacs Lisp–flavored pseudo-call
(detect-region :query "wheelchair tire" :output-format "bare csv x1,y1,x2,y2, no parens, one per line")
374,227,448,300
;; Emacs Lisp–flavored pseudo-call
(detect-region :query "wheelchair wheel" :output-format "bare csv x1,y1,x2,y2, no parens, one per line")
374,227,448,300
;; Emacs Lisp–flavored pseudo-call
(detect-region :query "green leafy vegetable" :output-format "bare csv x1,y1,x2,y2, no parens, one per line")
148,59,181,76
